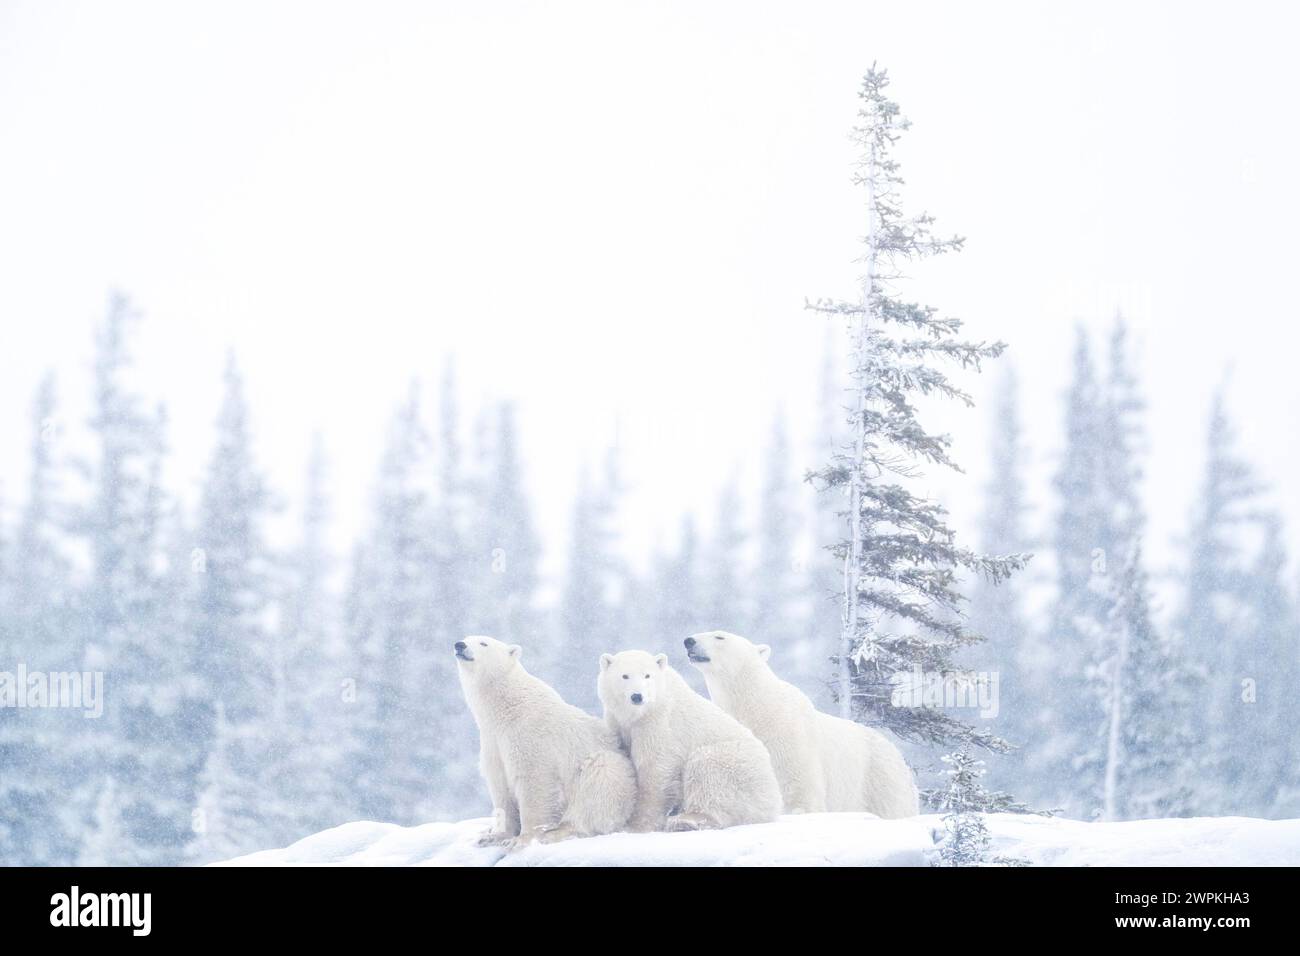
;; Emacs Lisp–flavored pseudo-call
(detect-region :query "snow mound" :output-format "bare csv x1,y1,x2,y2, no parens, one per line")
214,812,1300,867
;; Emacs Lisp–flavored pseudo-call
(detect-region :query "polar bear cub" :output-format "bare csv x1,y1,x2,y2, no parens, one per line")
598,649,782,832
454,636,637,847
686,630,918,818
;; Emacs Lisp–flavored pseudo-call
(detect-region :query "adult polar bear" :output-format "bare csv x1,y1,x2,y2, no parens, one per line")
454,636,636,847
599,649,782,831
686,630,918,818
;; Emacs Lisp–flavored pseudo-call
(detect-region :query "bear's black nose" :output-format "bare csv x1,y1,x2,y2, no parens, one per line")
684,636,696,648
630,693,643,705
454,641,467,651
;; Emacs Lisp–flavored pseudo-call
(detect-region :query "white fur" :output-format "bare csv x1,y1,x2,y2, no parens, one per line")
455,636,636,847
598,649,782,832
687,630,919,818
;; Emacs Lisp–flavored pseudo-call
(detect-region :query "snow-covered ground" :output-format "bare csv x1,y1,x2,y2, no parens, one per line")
215,813,1300,867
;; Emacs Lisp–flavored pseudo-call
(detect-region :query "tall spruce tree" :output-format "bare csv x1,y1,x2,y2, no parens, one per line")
1073,318,1158,816
193,355,277,723
188,354,282,857
968,366,1035,765
0,374,78,864
79,297,195,864
1041,317,1187,819
1038,329,1114,813
349,385,440,823
1085,545,1197,821
1177,386,1271,815
270,435,354,837
107,402,197,864
421,364,483,815
1047,336,1107,684
806,67,1024,750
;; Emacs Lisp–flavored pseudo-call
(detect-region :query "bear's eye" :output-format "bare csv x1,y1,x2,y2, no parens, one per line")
715,635,725,641
622,674,629,680
644,673,650,679
479,641,487,647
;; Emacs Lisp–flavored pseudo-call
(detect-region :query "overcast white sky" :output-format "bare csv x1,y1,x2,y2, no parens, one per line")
2,0,1297,600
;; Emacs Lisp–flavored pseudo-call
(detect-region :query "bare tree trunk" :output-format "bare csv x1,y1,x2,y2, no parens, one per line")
840,137,877,721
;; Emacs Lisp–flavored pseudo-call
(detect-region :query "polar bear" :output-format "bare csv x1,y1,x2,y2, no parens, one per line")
598,649,782,832
454,636,637,847
686,630,918,818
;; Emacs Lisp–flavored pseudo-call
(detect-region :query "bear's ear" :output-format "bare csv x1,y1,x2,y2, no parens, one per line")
507,644,522,660
654,653,668,670
600,653,614,671
756,644,772,662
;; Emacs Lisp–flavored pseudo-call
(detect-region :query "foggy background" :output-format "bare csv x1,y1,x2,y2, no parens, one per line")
3,0,1297,592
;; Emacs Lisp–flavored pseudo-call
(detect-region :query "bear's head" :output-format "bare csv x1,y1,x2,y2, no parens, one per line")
684,630,770,679
453,635,522,684
598,649,669,724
